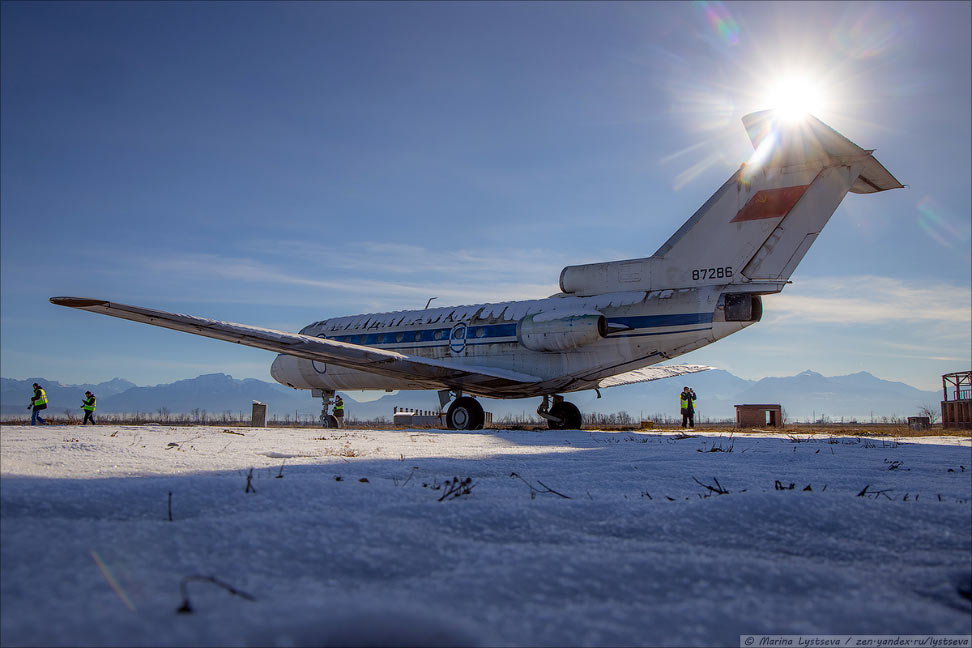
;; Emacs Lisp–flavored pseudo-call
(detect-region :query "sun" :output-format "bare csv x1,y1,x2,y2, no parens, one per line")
762,74,829,121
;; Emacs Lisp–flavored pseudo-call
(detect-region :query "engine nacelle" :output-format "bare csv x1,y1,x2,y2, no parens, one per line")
517,311,607,352
559,258,656,296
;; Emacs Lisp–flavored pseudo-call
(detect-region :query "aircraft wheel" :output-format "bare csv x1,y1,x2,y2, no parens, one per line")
447,397,485,430
320,414,339,428
548,401,582,430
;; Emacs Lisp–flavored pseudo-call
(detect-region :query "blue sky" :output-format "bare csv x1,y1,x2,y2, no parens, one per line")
2,1,969,393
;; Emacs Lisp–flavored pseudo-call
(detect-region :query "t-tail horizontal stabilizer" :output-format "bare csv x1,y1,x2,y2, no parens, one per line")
558,112,903,297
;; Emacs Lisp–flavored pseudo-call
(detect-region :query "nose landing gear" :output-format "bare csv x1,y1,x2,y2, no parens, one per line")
537,395,582,430
318,390,339,428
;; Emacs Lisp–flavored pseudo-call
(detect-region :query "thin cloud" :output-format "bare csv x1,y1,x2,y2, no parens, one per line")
252,239,572,282
765,276,971,325
137,252,559,309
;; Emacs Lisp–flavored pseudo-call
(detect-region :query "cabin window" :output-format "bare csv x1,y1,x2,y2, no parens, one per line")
476,327,486,338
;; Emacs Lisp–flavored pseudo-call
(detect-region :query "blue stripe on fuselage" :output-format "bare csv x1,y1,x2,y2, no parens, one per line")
327,323,518,347
318,314,710,349
609,326,712,339
608,313,713,329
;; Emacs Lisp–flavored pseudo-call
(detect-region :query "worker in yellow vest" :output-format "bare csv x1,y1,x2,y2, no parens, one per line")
333,395,345,428
680,386,696,429
29,383,48,426
81,391,97,425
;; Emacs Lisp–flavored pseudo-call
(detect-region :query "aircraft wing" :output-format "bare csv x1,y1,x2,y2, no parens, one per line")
49,297,541,390
597,364,714,389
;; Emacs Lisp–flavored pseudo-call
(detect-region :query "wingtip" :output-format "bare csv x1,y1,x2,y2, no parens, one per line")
50,297,109,308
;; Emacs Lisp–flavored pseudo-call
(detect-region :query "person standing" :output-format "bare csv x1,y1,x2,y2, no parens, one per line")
680,386,696,429
333,394,345,429
29,383,48,425
81,391,97,425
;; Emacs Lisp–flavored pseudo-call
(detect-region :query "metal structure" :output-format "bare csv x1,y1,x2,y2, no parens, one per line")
941,371,971,430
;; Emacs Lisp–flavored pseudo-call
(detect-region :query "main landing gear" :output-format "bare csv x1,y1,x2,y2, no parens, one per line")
439,389,485,430
537,394,582,430
444,394,485,430
439,389,486,430
438,391,582,431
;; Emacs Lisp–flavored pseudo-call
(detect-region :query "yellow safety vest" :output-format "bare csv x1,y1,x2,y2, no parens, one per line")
82,396,96,412
32,389,48,407
680,393,693,409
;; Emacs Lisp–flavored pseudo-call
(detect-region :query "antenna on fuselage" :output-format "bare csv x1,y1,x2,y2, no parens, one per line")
424,297,437,309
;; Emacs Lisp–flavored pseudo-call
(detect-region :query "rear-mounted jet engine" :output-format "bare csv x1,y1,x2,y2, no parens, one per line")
517,311,608,352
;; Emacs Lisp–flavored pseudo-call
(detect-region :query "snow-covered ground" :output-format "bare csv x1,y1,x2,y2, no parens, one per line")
1,424,970,647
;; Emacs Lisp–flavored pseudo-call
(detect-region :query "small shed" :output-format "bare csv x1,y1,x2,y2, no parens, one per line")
907,416,930,431
735,404,783,428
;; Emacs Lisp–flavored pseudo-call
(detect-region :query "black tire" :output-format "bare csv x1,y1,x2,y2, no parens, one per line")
548,401,582,430
320,414,339,428
447,397,485,430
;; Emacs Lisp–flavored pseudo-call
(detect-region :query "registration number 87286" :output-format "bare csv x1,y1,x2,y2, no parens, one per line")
692,267,733,281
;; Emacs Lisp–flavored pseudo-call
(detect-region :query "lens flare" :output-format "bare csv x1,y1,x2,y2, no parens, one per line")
743,130,777,176
91,550,136,611
917,196,970,251
693,1,740,46
830,11,903,60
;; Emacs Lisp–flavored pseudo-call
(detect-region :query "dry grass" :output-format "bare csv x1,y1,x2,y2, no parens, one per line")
709,424,970,438
575,423,970,437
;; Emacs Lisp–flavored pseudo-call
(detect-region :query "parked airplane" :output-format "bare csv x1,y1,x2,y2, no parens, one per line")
52,110,902,429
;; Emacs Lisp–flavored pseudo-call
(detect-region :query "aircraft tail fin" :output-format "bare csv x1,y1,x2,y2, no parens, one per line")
559,112,903,297
726,111,902,285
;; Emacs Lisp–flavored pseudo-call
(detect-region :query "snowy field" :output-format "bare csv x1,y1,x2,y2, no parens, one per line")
1,424,970,647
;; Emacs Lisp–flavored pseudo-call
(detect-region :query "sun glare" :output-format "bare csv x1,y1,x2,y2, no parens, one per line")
764,75,827,122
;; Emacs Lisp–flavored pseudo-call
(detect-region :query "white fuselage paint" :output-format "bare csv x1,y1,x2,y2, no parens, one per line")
269,287,756,399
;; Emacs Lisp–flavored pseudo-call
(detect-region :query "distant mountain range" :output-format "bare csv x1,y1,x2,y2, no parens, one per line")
1,370,944,422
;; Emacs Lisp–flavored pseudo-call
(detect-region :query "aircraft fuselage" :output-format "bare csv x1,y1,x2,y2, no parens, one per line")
270,286,760,399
